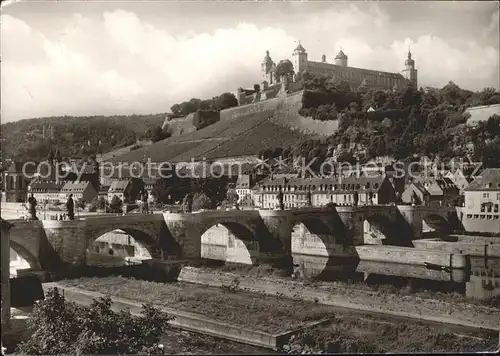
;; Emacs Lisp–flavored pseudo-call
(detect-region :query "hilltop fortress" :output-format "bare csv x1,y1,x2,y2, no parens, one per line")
157,42,419,159
235,42,417,106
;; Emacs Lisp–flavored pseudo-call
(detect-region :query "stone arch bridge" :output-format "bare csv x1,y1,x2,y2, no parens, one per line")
6,205,458,271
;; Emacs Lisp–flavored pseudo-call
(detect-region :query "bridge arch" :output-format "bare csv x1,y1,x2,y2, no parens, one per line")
291,216,350,279
200,220,259,265
422,213,452,233
9,240,42,271
85,224,175,264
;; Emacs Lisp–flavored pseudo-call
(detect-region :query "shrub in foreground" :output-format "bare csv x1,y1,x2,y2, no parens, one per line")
17,287,172,355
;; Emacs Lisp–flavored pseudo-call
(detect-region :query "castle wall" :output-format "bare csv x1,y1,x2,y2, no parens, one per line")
272,90,340,136
220,90,340,137
219,97,281,121
162,114,197,137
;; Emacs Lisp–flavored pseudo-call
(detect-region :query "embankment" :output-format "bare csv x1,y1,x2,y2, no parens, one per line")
178,266,500,332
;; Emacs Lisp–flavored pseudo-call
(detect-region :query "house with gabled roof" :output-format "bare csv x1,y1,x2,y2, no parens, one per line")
460,168,500,233
59,181,97,204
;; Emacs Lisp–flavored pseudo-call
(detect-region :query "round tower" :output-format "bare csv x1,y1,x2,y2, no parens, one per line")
334,49,348,67
292,42,308,76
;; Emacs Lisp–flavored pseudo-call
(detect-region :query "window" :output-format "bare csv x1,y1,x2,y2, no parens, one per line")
494,204,499,213
483,193,489,198
481,204,486,212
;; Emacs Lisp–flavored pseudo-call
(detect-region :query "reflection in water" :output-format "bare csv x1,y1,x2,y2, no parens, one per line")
291,253,500,300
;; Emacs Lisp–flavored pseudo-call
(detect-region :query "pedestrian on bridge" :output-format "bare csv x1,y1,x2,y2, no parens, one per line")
141,189,149,214
66,194,75,220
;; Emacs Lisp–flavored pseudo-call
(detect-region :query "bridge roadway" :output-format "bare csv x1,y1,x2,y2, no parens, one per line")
5,205,457,271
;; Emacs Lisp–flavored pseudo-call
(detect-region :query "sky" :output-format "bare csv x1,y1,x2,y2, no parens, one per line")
1,1,499,123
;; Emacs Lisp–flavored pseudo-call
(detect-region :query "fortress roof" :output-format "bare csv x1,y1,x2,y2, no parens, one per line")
294,43,306,52
335,50,348,59
307,60,405,79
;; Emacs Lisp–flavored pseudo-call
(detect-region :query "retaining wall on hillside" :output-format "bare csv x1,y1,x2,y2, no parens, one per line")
220,98,281,121
272,91,339,136
164,114,197,137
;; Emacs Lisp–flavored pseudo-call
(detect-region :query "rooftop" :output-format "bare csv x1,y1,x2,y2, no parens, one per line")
465,168,500,192
108,179,132,193
61,181,91,193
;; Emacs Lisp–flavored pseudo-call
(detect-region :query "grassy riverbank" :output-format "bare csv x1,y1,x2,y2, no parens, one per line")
208,263,500,308
59,276,335,333
286,315,498,353
59,276,498,353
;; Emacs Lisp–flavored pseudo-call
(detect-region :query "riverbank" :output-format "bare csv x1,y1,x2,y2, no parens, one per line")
58,277,335,334
57,276,498,353
206,263,499,307
178,266,500,332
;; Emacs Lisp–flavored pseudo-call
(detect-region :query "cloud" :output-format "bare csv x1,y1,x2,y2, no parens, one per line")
1,5,498,123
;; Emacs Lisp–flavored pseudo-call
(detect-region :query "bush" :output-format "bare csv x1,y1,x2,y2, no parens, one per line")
89,197,107,212
192,192,212,211
193,110,220,130
109,196,123,213
88,198,98,212
17,287,172,355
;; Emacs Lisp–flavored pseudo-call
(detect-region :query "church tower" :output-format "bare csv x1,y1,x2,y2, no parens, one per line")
261,50,275,85
334,49,348,67
402,50,418,88
292,42,308,77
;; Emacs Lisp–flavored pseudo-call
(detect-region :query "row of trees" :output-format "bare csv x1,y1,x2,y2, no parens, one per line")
169,93,238,117
151,174,231,209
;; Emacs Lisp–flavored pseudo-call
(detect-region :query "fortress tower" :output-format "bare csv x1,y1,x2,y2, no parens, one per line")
292,42,308,77
402,50,418,88
261,50,276,86
334,49,348,67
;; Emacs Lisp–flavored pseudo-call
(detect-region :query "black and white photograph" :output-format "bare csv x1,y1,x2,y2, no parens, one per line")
1,0,499,354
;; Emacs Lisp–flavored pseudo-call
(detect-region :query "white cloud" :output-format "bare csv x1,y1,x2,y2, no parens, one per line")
1,6,498,123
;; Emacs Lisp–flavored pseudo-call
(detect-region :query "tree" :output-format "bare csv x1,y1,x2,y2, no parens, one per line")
192,192,212,211
17,287,171,355
76,199,86,211
178,101,198,116
274,59,294,82
192,110,220,130
170,103,181,115
225,190,239,205
90,197,102,210
211,93,238,111
151,178,172,204
150,126,171,143
109,196,123,213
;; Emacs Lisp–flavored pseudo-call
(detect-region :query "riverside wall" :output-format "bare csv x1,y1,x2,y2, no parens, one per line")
413,239,500,257
354,245,468,269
